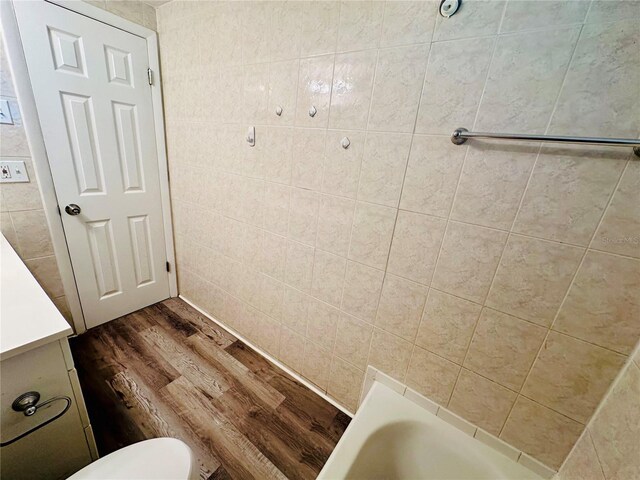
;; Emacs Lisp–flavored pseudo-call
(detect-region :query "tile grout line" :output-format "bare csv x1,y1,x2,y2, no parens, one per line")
363,38,435,385
503,150,631,437
479,18,588,436
182,263,609,431
438,20,504,407
180,183,635,360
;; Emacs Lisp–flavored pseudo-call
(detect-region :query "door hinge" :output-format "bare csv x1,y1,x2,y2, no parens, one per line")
166,261,170,272
147,68,153,86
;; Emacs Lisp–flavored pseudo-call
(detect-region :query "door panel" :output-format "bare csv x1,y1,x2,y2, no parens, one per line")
86,219,121,298
112,101,145,192
61,92,105,194
14,1,170,328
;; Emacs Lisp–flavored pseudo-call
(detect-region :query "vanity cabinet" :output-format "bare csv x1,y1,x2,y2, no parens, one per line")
1,236,97,479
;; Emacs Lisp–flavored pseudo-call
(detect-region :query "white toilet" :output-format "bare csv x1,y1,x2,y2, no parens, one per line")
67,438,199,480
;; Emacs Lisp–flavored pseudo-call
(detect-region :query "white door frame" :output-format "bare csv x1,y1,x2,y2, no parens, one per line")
1,0,177,334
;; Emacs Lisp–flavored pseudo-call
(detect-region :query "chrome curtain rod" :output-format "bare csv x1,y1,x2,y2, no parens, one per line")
451,128,640,158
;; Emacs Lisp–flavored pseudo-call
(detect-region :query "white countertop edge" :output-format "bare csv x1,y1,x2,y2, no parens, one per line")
1,234,73,361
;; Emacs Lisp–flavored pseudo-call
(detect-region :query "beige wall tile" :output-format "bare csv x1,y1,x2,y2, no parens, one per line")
284,240,314,292
380,1,437,47
592,162,640,258
105,1,143,26
0,211,19,253
406,346,460,405
291,128,326,191
336,1,384,52
241,1,270,64
368,44,429,133
257,274,284,321
218,69,244,122
0,123,30,157
387,210,446,285
327,355,364,412
358,133,412,207
432,0,504,42
329,50,377,131
334,312,373,369
243,63,269,124
295,56,334,128
486,235,584,327
448,369,517,436
306,298,339,351
415,36,494,135
501,0,590,33
557,430,605,480
549,20,639,138
432,222,508,304
311,250,346,307
464,308,546,390
476,27,580,134
513,146,627,245
0,36,16,97
450,142,538,230
415,289,482,364
269,1,302,62
501,396,584,469
523,332,626,423
260,232,286,281
399,136,466,218
302,340,332,390
321,130,365,199
263,182,290,237
10,209,54,259
281,286,309,335
287,188,319,246
368,328,413,381
268,60,299,126
300,1,339,57
264,127,293,184
52,295,72,324
348,201,396,270
254,311,281,357
589,362,640,480
341,261,384,323
279,326,305,373
586,0,640,23
24,255,64,299
375,273,428,341
316,194,355,258
554,251,640,354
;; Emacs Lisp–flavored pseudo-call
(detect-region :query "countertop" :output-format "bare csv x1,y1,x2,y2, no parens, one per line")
1,234,72,361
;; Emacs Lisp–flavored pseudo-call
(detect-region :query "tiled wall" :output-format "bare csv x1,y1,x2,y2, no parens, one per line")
157,0,640,470
0,33,71,320
558,344,640,480
84,0,158,30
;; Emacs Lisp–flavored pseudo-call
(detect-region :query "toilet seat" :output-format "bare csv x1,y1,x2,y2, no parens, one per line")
68,438,198,480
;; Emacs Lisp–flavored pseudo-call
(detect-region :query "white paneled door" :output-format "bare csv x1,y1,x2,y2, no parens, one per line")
14,1,170,328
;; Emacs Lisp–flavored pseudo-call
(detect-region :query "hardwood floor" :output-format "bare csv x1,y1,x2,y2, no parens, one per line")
70,298,351,480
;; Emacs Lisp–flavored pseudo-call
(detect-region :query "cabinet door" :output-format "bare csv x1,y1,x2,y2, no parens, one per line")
1,342,92,479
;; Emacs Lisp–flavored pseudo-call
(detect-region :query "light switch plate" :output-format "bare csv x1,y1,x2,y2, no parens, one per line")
0,100,14,125
0,160,29,183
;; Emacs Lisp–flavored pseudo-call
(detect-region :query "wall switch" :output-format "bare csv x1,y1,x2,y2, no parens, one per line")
0,160,29,183
0,100,14,125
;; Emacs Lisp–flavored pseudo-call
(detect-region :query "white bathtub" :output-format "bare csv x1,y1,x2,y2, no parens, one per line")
318,382,542,480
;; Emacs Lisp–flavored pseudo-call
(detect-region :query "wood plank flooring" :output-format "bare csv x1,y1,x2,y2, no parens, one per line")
70,298,350,480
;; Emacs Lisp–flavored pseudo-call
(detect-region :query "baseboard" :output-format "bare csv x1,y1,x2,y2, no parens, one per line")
178,295,354,418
